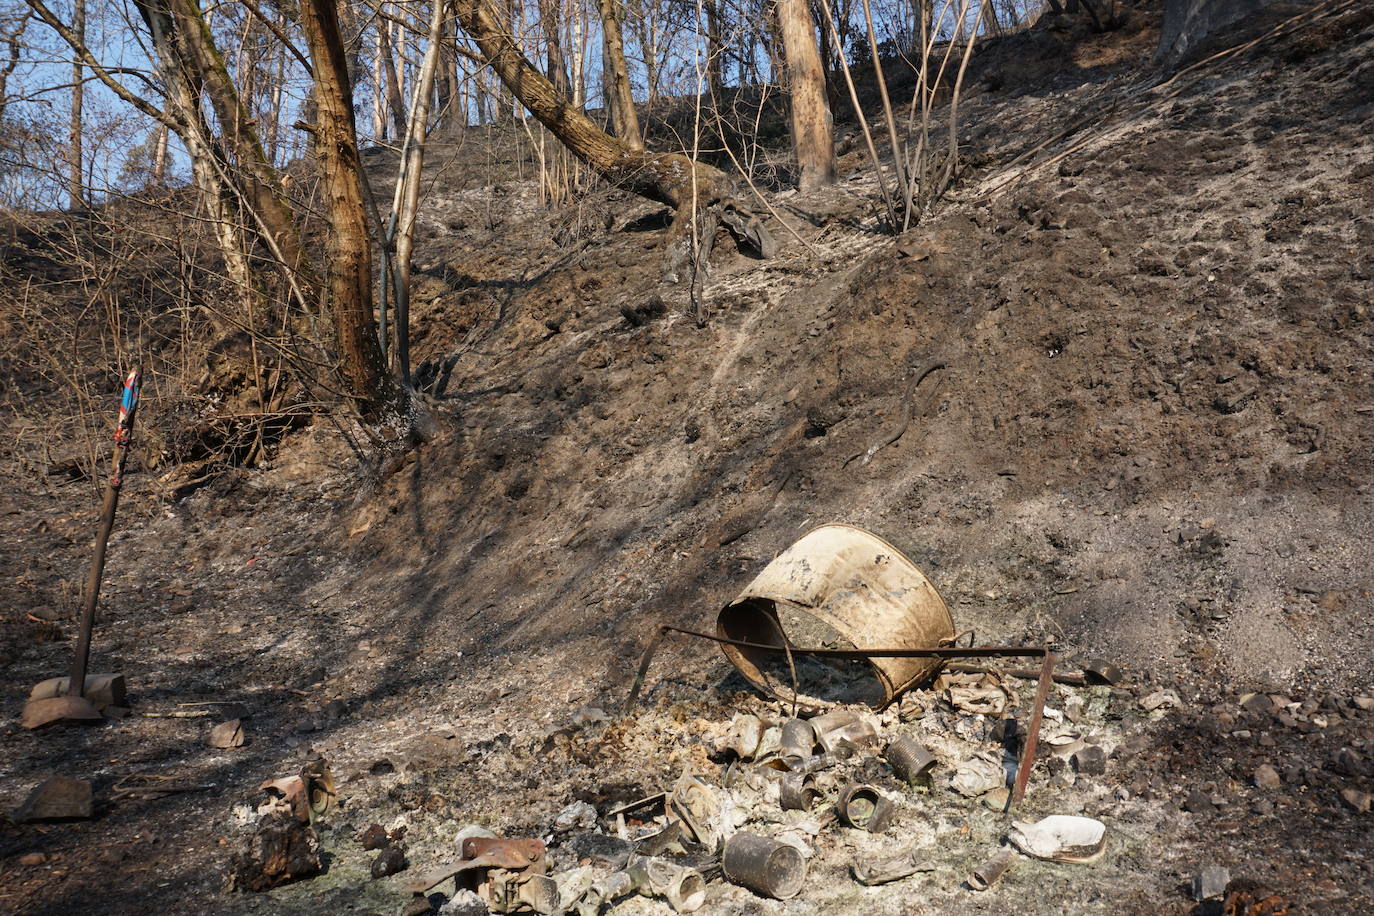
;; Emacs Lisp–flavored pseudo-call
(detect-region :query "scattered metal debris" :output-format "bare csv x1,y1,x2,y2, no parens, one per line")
259,758,336,823
779,772,821,810
226,810,322,892
836,783,896,833
885,736,938,785
852,849,933,886
968,848,1017,891
721,832,807,900
408,836,556,913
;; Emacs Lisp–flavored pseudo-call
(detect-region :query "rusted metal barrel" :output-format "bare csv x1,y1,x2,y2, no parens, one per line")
716,525,955,708
721,833,806,900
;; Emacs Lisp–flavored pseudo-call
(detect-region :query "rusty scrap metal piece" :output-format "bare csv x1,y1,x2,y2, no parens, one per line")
722,833,807,900
836,783,895,833
1222,882,1292,916
884,737,938,785
401,840,546,900
968,848,1016,891
852,849,934,886
259,758,336,824
626,626,1056,811
20,695,105,730
779,772,821,811
716,525,955,707
1080,658,1123,685
640,856,707,913
815,718,880,757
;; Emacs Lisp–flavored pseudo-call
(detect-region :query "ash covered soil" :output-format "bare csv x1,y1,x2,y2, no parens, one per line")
2,4,1373,914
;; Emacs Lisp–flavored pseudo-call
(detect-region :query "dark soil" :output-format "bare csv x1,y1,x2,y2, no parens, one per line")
1,3,1372,914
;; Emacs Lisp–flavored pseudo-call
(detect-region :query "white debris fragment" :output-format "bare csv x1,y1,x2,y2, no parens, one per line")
1007,815,1107,864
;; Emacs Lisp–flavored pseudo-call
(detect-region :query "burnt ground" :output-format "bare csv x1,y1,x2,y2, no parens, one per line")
2,2,1373,914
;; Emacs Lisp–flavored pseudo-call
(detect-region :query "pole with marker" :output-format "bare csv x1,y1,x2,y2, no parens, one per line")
67,364,141,700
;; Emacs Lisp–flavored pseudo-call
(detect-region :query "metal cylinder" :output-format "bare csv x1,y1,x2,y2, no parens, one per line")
779,773,820,811
817,719,879,756
884,736,937,785
968,848,1016,891
721,833,807,900
836,783,895,833
780,718,816,758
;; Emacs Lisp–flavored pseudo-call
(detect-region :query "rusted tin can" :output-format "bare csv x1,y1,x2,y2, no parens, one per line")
780,718,816,759
836,783,895,833
721,833,807,899
885,736,937,785
779,773,820,811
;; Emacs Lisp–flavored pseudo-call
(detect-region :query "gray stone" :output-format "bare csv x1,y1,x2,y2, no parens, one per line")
14,776,93,822
1184,790,1214,814
437,890,489,915
1072,745,1108,776
1192,865,1231,901
1254,763,1281,789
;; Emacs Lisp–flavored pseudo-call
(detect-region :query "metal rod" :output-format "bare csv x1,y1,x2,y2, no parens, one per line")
1010,650,1054,808
68,364,140,698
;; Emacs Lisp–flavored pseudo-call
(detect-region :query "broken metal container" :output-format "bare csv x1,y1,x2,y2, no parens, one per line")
968,848,1016,891
779,773,821,811
836,783,895,833
779,718,816,759
1007,815,1107,864
716,524,955,707
721,832,807,900
640,856,706,913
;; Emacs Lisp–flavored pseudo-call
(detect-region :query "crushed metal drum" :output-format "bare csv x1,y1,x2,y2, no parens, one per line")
721,833,807,900
836,783,895,833
715,525,955,707
259,758,336,823
884,737,938,785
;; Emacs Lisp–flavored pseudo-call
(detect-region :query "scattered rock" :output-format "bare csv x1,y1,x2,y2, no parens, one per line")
1254,764,1282,790
207,719,247,749
400,895,435,916
13,777,93,823
436,890,489,915
18,852,47,866
1192,865,1231,901
1072,745,1108,776
1340,788,1372,813
1184,790,1215,814
1140,690,1180,712
552,800,598,833
371,759,396,776
226,812,322,892
371,846,408,879
571,706,609,727
360,824,391,850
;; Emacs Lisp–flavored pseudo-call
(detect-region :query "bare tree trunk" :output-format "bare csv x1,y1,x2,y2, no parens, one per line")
380,14,407,138
537,0,571,95
451,0,740,210
299,0,396,415
68,0,84,208
150,122,169,185
777,0,835,189
703,0,725,103
594,0,642,149
387,0,446,385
